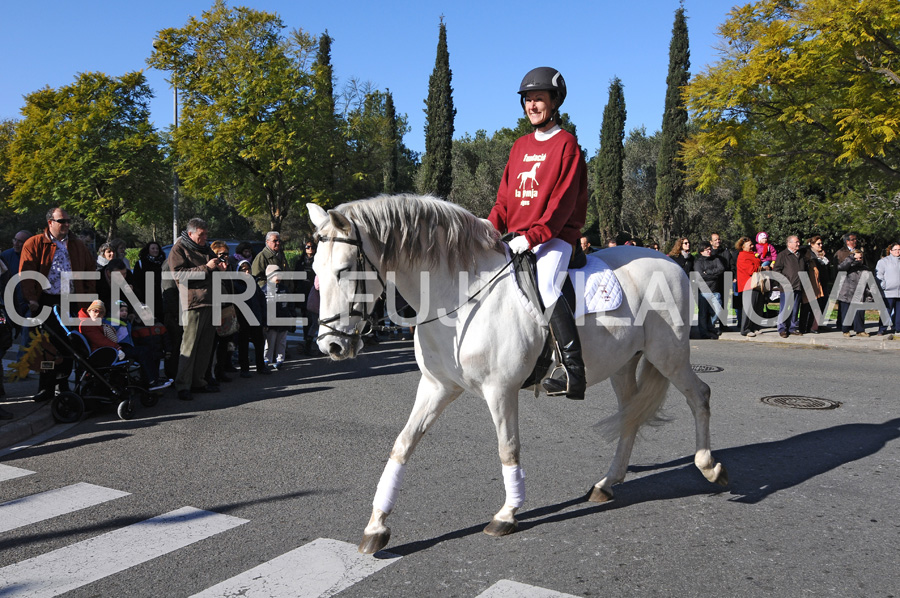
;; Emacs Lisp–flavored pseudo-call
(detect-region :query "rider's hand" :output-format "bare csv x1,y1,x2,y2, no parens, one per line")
508,236,530,254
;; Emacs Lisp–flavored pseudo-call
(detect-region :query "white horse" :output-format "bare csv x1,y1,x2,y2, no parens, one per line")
308,195,728,555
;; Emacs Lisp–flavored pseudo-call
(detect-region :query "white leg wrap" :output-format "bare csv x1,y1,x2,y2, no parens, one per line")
372,459,406,514
502,464,526,508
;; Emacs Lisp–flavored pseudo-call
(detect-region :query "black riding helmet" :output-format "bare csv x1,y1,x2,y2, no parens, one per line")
518,67,566,128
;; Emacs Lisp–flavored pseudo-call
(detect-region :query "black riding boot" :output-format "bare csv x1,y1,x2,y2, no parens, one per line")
541,300,586,400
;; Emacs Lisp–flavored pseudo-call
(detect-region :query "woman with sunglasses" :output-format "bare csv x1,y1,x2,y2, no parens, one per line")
799,236,831,334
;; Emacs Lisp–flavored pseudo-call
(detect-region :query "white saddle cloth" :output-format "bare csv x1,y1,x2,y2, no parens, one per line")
573,253,623,318
507,249,623,325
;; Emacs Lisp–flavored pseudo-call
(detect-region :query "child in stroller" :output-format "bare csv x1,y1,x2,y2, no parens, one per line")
38,302,158,422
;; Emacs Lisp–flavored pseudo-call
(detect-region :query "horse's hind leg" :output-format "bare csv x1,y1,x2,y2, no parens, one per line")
662,362,728,487
589,354,642,503
359,374,462,554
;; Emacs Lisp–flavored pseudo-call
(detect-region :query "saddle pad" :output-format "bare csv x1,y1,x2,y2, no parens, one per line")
573,254,623,318
506,248,623,324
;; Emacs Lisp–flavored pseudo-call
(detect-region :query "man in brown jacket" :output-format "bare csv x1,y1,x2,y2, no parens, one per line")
168,217,227,401
19,207,96,401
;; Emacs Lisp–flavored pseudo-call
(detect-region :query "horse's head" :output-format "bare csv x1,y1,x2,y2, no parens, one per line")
308,203,385,360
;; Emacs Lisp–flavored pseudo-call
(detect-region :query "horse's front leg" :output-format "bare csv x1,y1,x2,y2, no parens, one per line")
482,387,523,537
358,374,462,554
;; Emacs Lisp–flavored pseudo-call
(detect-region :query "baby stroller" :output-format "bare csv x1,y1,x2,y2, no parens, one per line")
38,306,158,423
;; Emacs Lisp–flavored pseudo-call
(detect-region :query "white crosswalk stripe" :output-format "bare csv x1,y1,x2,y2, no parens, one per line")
476,579,583,597
0,482,130,533
190,537,400,598
0,470,577,597
0,506,248,598
0,464,35,482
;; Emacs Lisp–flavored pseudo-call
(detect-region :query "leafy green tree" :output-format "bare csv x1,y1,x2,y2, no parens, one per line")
0,119,15,207
6,71,168,240
620,127,660,243
656,5,691,246
594,77,626,242
683,0,900,192
420,19,455,199
148,1,326,231
450,129,516,217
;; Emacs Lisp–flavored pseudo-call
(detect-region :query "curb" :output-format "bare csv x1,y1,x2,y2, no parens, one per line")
0,402,55,451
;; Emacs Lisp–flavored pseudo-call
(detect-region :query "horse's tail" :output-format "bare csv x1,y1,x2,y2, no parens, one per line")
596,357,671,442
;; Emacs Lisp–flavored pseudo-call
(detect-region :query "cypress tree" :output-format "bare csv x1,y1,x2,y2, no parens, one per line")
313,30,339,195
384,90,400,194
314,30,335,116
655,5,690,245
594,77,626,243
421,19,455,199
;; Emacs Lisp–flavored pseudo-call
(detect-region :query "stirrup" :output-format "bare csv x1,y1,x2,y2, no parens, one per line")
541,366,584,400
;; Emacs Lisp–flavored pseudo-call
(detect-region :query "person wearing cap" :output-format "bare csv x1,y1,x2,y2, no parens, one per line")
78,300,126,360
487,66,589,400
19,207,96,402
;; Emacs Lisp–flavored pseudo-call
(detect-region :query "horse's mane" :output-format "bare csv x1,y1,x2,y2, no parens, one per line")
335,194,500,271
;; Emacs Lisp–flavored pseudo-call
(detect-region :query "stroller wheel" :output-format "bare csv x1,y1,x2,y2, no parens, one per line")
129,386,158,408
51,392,85,423
117,398,136,421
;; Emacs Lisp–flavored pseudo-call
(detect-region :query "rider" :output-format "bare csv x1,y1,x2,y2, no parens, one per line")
487,67,589,400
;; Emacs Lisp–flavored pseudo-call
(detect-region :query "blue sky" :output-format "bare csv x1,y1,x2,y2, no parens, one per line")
0,0,738,156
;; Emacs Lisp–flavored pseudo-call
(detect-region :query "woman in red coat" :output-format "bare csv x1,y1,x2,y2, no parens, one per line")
736,237,762,336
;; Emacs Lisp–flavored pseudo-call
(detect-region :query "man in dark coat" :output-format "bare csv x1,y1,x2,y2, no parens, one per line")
773,235,805,337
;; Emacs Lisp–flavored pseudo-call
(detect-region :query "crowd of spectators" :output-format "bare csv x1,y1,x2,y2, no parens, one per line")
0,209,327,417
665,231,898,340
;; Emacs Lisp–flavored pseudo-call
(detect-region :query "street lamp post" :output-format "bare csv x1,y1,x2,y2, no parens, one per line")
172,85,179,244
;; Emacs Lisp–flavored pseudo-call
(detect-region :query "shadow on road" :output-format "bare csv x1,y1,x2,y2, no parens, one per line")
0,489,325,553
384,417,900,555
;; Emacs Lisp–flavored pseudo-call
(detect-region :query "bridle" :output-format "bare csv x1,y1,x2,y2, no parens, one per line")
315,215,517,345
314,221,385,345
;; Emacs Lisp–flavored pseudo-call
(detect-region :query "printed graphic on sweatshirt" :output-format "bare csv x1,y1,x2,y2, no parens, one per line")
516,153,546,205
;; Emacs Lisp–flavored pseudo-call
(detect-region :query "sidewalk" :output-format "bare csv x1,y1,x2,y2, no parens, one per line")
2,325,897,451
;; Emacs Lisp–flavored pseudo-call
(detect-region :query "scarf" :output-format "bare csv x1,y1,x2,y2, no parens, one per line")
180,230,206,254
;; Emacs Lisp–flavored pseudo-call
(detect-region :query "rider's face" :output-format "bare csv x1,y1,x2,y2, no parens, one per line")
523,91,555,129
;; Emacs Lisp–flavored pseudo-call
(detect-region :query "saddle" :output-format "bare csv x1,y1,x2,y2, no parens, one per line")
502,235,585,390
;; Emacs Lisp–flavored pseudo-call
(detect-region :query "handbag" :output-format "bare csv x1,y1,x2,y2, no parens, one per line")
216,305,240,337
751,270,771,293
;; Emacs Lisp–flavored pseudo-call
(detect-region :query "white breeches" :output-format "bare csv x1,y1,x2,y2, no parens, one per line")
533,238,572,308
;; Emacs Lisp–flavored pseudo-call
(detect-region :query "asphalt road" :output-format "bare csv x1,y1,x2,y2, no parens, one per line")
1,338,898,597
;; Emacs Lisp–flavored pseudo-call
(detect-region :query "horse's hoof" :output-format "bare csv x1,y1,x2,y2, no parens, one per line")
358,529,391,554
713,464,729,487
483,518,518,537
587,486,614,503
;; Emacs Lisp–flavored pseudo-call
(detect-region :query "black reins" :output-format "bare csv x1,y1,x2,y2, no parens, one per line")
315,220,515,342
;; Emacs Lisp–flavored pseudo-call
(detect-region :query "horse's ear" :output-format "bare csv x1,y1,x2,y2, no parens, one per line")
307,203,329,230
329,210,353,234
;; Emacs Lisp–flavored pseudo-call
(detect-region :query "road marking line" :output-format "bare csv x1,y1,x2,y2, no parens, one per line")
0,464,35,482
0,482,130,533
476,579,583,598
0,506,248,598
190,537,400,598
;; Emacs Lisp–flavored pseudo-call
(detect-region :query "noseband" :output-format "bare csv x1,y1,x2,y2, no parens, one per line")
315,222,385,346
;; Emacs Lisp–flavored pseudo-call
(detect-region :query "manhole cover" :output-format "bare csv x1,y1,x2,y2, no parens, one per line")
691,364,724,373
760,395,842,410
